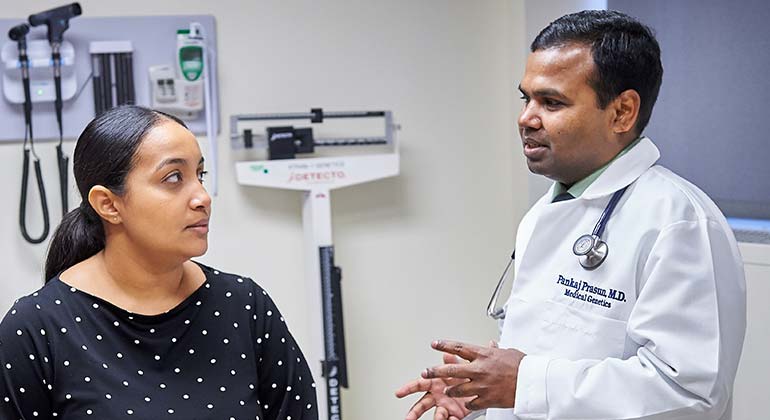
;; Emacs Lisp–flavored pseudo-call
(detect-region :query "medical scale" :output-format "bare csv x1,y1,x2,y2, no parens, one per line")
231,108,400,420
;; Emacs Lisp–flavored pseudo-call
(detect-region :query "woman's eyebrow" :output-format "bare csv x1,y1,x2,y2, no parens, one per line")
155,156,205,172
155,157,187,172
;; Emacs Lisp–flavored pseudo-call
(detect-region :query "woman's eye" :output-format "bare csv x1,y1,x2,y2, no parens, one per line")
165,172,182,183
198,171,208,183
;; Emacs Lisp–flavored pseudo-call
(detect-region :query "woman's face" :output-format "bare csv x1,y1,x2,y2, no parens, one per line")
113,120,211,261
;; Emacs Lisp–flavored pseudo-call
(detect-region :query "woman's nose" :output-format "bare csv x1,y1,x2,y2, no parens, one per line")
191,182,212,211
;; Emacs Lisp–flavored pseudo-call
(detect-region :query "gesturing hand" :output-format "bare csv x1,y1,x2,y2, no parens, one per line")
395,352,473,420
422,339,526,411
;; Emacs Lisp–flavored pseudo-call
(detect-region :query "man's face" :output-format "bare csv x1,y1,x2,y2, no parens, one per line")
518,44,622,185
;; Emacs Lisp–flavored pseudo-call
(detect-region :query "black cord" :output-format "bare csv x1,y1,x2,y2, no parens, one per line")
20,151,51,244
125,53,135,104
102,52,112,111
12,25,50,244
52,43,69,216
19,110,51,244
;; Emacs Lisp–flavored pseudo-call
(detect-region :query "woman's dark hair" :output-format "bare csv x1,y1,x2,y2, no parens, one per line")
531,10,663,135
44,106,187,281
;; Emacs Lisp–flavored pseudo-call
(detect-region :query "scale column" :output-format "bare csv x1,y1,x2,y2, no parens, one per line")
302,188,344,420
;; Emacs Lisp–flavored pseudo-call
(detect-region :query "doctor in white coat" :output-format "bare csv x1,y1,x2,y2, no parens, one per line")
397,10,746,420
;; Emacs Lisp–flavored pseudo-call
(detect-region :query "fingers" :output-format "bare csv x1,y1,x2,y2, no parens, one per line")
443,387,473,417
432,339,484,361
444,380,480,399
423,362,473,381
406,393,435,420
434,406,449,420
396,378,433,398
465,395,484,412
443,352,460,365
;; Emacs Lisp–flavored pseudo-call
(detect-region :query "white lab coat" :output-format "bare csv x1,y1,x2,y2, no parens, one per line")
487,137,746,420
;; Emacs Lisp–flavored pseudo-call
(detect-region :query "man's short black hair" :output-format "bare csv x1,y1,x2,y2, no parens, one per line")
532,10,663,135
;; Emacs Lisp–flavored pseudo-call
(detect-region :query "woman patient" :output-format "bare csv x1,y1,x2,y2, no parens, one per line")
0,105,318,419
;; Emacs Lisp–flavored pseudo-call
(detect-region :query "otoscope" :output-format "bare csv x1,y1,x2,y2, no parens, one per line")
10,23,50,244
28,2,82,217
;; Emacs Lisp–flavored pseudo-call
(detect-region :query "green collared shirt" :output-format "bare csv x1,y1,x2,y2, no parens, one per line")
552,137,642,200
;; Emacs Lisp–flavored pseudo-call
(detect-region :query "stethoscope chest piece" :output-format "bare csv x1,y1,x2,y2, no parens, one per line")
573,233,608,270
486,185,630,319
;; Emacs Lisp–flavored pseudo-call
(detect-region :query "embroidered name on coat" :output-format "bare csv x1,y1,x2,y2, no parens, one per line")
557,274,627,308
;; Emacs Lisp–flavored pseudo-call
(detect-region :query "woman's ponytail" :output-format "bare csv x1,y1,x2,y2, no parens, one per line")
44,203,105,281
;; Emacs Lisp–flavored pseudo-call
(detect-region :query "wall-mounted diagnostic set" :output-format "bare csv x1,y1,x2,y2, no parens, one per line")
1,7,220,245
4,3,82,243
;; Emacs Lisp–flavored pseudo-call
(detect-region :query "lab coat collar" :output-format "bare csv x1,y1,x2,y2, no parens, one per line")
580,136,660,200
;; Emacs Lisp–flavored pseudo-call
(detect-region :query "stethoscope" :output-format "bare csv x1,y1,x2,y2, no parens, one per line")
486,185,629,320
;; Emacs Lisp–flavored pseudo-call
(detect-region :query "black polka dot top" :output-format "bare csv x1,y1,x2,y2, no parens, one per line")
0,262,318,420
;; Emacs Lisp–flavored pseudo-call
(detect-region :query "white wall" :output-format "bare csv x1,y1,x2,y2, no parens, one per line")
0,1,529,419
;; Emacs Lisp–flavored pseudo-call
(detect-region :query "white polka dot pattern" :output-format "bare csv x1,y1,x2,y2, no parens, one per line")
0,263,318,419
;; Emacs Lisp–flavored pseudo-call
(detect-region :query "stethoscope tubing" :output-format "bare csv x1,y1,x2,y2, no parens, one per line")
593,185,629,238
487,186,630,320
486,250,515,320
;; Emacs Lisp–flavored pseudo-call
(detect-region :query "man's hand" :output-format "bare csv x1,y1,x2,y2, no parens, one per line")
395,352,473,420
422,339,526,411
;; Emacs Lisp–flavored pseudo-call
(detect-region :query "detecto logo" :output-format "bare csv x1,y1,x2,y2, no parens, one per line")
287,170,346,183
327,365,341,420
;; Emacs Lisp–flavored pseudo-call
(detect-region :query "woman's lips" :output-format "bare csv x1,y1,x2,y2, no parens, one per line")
187,225,209,234
186,219,209,234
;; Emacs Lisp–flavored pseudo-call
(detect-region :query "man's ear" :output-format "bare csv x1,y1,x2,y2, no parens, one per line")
88,186,122,225
611,89,641,135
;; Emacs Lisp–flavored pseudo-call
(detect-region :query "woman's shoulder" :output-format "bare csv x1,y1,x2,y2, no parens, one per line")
194,261,270,296
0,280,64,337
193,262,286,321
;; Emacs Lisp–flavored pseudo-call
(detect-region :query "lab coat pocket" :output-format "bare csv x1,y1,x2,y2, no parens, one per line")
537,300,627,360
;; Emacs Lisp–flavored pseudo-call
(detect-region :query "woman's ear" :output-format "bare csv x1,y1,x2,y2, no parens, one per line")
88,186,121,225
611,89,641,135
